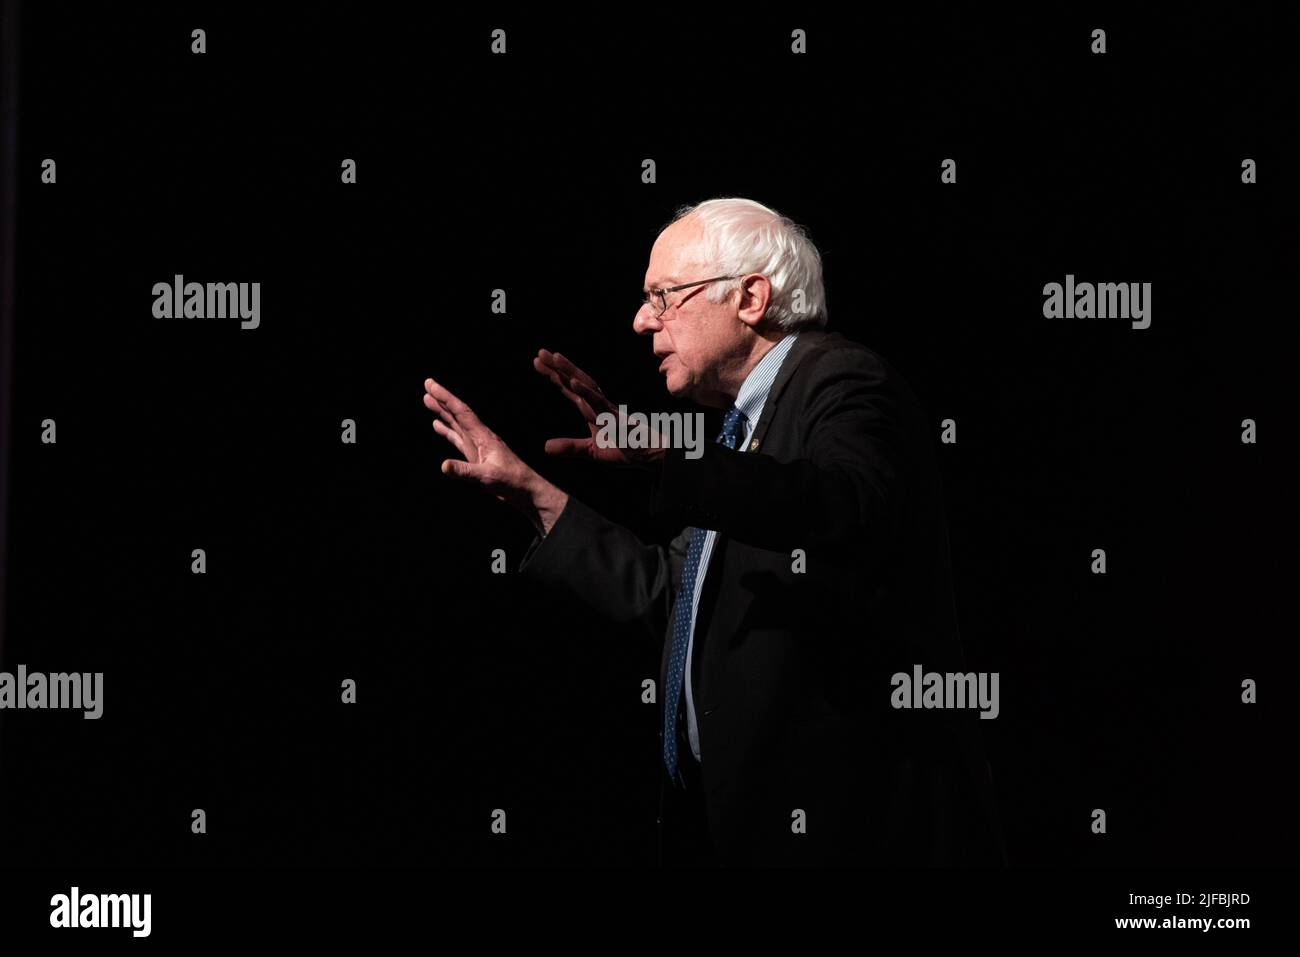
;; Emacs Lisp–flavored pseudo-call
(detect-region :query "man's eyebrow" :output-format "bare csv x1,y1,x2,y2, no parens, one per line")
643,277,680,292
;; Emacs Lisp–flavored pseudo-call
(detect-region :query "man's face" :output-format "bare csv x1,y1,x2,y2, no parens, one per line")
634,216,744,405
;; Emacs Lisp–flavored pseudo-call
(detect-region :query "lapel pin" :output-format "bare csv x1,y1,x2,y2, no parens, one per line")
749,439,759,451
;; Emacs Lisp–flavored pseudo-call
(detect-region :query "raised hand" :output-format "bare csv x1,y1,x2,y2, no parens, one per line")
423,377,568,535
532,349,668,468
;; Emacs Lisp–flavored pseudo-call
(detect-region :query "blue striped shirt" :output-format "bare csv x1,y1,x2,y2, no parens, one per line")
683,331,799,762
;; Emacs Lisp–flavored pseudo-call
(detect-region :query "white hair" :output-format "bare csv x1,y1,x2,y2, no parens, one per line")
667,197,828,331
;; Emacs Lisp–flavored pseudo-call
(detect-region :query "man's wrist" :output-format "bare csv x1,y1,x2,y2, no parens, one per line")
524,471,569,537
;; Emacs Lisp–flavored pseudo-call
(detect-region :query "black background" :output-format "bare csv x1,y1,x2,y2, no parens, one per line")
2,5,1296,870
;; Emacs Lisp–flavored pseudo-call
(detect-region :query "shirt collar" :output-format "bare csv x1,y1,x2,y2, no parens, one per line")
733,331,800,427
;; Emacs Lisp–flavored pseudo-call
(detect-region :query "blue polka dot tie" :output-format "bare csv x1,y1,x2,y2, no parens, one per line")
663,405,747,786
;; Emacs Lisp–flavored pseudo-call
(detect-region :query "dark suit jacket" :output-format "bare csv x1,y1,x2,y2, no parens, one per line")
519,329,1007,866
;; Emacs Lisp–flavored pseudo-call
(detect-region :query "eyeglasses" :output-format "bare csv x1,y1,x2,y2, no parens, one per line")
641,275,740,319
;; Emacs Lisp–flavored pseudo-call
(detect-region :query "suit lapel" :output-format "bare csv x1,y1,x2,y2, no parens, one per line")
746,328,827,453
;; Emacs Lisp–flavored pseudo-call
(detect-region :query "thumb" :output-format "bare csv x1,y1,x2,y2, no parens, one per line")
544,437,592,457
441,458,480,480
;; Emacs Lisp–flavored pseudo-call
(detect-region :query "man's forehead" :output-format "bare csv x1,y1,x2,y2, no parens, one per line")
644,218,703,289
644,244,682,288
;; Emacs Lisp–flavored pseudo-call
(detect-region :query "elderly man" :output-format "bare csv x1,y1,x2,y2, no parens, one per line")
423,197,1006,867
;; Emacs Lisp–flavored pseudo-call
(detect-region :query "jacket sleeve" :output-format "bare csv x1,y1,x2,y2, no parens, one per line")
517,494,694,638
651,346,906,560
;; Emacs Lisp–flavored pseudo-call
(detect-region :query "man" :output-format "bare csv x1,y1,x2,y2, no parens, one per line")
423,197,1006,867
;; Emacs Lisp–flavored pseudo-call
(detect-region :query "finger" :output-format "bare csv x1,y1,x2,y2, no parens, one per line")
536,348,566,373
425,378,492,443
440,458,483,481
423,390,454,422
424,376,467,416
432,418,470,458
541,350,607,407
423,390,459,426
426,384,496,452
568,376,615,417
427,397,482,463
549,350,596,389
543,436,594,457
533,354,573,394
567,385,599,425
550,352,605,396
534,352,581,395
534,355,600,423
424,393,478,457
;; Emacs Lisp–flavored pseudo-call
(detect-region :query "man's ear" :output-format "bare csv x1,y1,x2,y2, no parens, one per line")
736,274,773,329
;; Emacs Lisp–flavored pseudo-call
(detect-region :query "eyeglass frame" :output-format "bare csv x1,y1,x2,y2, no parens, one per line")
641,275,742,319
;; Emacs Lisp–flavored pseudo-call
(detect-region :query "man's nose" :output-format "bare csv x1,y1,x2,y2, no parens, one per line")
633,306,663,336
